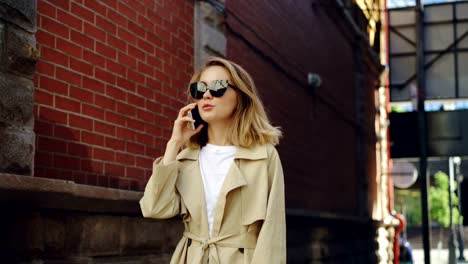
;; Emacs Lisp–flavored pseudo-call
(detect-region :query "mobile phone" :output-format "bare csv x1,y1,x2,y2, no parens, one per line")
187,106,206,130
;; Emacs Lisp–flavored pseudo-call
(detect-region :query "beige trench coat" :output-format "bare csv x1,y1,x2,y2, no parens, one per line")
140,143,286,264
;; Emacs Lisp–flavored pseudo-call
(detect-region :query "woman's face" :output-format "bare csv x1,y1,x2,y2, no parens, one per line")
196,66,238,125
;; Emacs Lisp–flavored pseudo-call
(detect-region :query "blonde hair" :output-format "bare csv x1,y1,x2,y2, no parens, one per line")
187,57,282,148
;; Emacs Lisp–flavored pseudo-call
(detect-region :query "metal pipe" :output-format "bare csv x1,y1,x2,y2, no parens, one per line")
415,0,431,263
449,157,457,264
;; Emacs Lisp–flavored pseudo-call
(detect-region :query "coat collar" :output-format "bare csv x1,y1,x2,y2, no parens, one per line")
176,144,268,161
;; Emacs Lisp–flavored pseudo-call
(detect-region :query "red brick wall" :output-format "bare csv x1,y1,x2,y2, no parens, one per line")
34,0,194,190
226,1,378,215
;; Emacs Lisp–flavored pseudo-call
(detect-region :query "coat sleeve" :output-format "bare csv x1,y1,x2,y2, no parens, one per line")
251,147,286,263
139,157,181,219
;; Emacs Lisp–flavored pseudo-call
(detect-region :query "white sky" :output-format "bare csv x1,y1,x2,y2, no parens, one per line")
388,0,465,8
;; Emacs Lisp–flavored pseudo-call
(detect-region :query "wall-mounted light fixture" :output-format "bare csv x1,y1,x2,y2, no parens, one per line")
307,73,322,92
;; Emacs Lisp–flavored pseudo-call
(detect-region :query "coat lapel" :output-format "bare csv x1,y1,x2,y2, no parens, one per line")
176,147,210,237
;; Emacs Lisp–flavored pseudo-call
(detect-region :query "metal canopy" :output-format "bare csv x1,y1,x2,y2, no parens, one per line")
389,1,468,101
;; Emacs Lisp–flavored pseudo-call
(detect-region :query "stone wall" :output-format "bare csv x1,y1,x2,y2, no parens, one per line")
0,0,38,175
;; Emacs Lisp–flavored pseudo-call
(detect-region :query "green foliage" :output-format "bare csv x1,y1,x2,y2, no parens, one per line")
395,171,463,227
429,171,463,227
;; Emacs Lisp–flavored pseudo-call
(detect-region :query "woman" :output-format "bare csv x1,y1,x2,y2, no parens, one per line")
140,57,286,264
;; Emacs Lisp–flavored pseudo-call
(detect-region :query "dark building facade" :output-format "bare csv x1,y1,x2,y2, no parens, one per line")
0,0,393,263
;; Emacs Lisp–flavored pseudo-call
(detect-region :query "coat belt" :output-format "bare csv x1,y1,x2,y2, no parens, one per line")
183,231,257,264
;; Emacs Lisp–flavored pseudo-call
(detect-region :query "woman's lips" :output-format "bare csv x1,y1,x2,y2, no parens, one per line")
202,104,214,110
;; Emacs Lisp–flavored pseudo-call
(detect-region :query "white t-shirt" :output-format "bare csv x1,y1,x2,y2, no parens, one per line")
199,143,237,237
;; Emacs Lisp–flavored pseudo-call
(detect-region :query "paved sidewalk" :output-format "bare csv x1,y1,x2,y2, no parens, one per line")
412,249,468,264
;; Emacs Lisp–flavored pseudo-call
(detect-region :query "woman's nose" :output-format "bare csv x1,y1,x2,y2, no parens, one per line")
202,89,212,99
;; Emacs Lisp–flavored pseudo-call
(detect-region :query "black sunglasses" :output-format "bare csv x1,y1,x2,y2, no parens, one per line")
190,80,237,99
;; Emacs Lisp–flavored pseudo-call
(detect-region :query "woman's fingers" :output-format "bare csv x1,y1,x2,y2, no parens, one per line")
177,103,197,118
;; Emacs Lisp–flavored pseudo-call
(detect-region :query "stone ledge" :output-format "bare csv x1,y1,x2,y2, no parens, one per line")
0,173,143,214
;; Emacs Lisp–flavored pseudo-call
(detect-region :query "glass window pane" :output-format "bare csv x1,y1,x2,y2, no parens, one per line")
458,52,468,97
390,27,416,53
425,5,453,22
457,23,468,49
425,24,454,51
426,54,456,99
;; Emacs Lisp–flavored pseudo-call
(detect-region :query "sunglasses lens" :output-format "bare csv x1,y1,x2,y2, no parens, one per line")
190,82,205,99
190,80,230,99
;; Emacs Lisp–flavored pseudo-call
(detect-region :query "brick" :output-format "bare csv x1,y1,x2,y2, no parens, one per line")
105,137,125,151
145,100,162,114
127,69,145,83
106,60,126,77
54,154,80,170
55,125,81,141
73,171,87,184
117,51,137,69
94,147,115,161
69,114,93,131
126,167,145,179
137,61,153,76
70,58,94,76
136,156,153,168
39,106,68,124
94,120,115,136
96,42,117,60
99,0,117,9
144,123,162,137
48,0,70,11
35,152,54,167
136,132,153,147
70,86,94,104
154,25,170,40
58,9,83,31
57,38,83,58
83,0,107,17
116,127,135,141
71,2,95,23
115,152,135,165
98,175,109,186
55,95,81,112
34,88,54,106
117,77,136,92
81,159,104,173
38,1,57,18
108,9,128,28
104,163,124,176
36,29,56,48
117,28,137,46
84,22,106,42
106,85,126,101
107,34,127,52
145,146,161,158
146,79,162,93
41,16,69,39
35,119,54,135
40,46,69,67
137,14,152,31
96,15,117,35
116,102,136,116
105,111,125,125
146,34,162,52
117,1,137,20
95,68,117,85
95,95,116,111
56,67,82,86
83,104,105,119
38,136,67,153
82,131,104,146
83,50,106,68
128,93,145,107
136,108,154,122
82,76,104,93
68,142,88,156
137,39,154,54
126,142,144,154
127,118,145,131
71,30,95,50
128,45,145,61
36,60,55,76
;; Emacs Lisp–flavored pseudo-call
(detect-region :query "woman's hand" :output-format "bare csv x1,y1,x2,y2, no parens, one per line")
162,103,204,165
